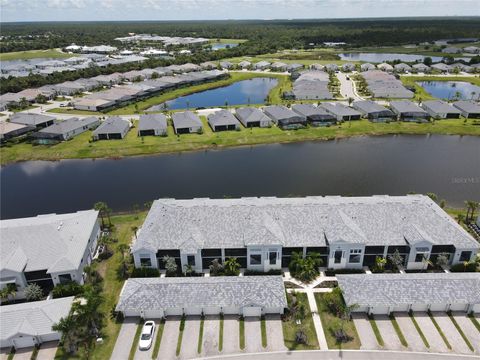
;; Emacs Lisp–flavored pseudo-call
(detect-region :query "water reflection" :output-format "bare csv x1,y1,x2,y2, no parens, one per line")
417,81,480,100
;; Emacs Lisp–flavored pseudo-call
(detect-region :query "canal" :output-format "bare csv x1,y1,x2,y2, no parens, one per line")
1,135,479,219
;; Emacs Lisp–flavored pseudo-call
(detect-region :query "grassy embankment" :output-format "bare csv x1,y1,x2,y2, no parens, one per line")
0,49,74,61
2,117,479,165
401,76,480,102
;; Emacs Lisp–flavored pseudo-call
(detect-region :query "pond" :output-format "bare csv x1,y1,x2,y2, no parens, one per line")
339,53,469,63
417,81,480,100
211,43,239,50
1,135,479,219
147,77,278,111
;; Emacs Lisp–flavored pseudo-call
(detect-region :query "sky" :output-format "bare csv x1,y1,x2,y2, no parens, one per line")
1,0,479,22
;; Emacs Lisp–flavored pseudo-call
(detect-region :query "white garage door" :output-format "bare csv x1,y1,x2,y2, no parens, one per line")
429,303,447,312
411,303,429,312
39,333,60,343
352,306,369,313
243,306,262,317
203,306,221,315
144,310,164,319
472,304,480,314
13,336,36,349
449,303,468,312
370,306,390,315
165,307,183,317
184,307,202,316
223,306,240,315
123,310,139,317
392,304,409,313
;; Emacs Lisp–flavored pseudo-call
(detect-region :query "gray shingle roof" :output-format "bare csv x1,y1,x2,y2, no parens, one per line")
0,297,75,342
116,276,287,312
0,210,98,273
171,111,202,129
207,110,240,127
453,100,480,114
422,100,462,115
352,100,394,116
9,114,55,127
390,100,428,115
338,273,480,308
263,105,304,122
139,114,167,131
132,195,478,253
38,117,99,136
92,117,130,136
320,103,361,117
235,107,271,126
291,104,335,120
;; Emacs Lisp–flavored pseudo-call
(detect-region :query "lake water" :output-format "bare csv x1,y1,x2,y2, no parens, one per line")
1,135,479,219
339,53,469,63
211,43,239,50
148,77,278,111
417,81,480,100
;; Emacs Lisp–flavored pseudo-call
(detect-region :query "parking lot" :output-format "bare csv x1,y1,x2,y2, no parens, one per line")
112,315,285,359
352,311,479,355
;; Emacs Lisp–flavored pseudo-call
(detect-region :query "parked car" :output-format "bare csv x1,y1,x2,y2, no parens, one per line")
139,321,155,350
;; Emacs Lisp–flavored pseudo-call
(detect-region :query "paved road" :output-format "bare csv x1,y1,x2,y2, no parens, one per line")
374,315,403,350
393,313,427,352
110,317,139,360
412,312,449,353
36,341,58,360
264,315,286,352
202,316,220,357
223,315,241,354
180,316,201,359
352,314,380,350
432,312,472,354
336,72,363,101
158,317,181,360
452,312,480,353
244,317,262,353
193,349,480,360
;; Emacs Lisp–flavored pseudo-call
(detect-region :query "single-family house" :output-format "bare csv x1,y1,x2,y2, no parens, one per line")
0,297,75,349
219,61,233,70
270,62,288,72
452,100,480,118
200,61,218,70
319,103,362,121
138,114,168,136
73,97,115,112
9,114,55,129
238,61,251,69
412,63,431,73
263,105,307,129
235,107,272,128
341,63,356,72
360,63,376,72
431,63,452,73
377,63,393,72
254,61,271,70
207,110,241,132
421,100,462,119
33,117,100,142
463,46,480,54
0,210,100,298
92,117,130,140
291,104,336,125
0,122,33,142
394,63,412,73
131,195,479,274
442,47,462,54
286,63,304,73
352,100,396,122
390,100,430,122
324,64,339,72
338,273,480,315
116,276,287,318
171,111,203,134
310,64,325,71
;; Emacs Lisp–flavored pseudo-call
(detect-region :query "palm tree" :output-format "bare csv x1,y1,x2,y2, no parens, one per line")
456,213,465,224
131,226,138,239
347,97,353,106
94,202,108,229
466,201,479,222
426,192,438,202
223,257,240,276
53,315,78,354
117,243,131,279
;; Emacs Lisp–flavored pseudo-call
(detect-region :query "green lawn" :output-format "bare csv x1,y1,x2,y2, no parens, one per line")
390,315,408,347
219,315,224,352
176,316,186,356
209,38,247,44
315,293,361,350
368,316,384,347
448,313,474,352
197,317,205,354
261,316,267,348
401,76,480,101
151,320,165,359
428,312,452,350
409,313,430,348
48,108,101,116
128,321,143,360
0,49,74,61
239,317,245,350
282,292,319,350
3,118,479,165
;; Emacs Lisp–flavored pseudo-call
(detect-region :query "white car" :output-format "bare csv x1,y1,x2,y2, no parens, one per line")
139,320,155,350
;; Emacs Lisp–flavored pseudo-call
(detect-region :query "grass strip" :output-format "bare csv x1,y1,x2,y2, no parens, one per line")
428,311,452,350
7,349,14,360
239,317,245,350
128,319,143,360
219,314,224,352
31,346,39,360
151,319,165,359
261,316,267,348
469,313,480,333
197,316,205,354
368,315,384,347
389,314,408,347
448,313,474,352
176,315,186,356
409,312,430,348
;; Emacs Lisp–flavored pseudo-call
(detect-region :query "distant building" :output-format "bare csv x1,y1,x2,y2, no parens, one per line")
320,103,362,121
263,105,307,129
33,117,100,142
442,47,462,54
412,63,431,73
360,63,375,72
238,61,251,69
171,111,203,134
254,61,271,70
235,107,271,128
92,117,130,140
207,110,241,132
452,101,480,118
291,104,336,125
341,63,356,72
0,122,33,142
390,100,430,122
138,114,168,136
421,100,462,119
9,113,55,129
270,62,288,72
352,100,396,122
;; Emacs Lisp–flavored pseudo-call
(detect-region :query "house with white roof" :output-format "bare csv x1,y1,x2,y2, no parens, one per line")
0,210,100,299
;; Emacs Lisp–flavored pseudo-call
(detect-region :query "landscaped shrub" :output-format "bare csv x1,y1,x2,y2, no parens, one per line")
324,268,365,276
244,269,282,276
131,267,160,277
52,282,84,298
450,262,478,272
24,283,44,302
288,251,322,282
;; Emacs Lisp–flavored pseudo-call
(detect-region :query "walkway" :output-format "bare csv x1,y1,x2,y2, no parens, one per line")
336,72,364,101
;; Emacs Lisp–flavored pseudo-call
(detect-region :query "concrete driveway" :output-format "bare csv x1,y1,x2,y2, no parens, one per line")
222,315,240,354
451,312,480,353
412,312,448,353
431,312,471,354
37,342,58,360
11,348,33,360
0,348,10,360
374,315,403,350
351,314,380,350
110,317,139,360
158,317,181,360
179,316,201,359
393,313,427,352
265,315,286,352
202,315,220,357
244,317,262,353
134,319,163,360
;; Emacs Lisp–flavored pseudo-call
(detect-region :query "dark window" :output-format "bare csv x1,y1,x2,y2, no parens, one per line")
202,257,221,269
269,252,277,265
58,274,72,284
282,247,303,255
334,250,342,264
387,246,410,254
349,254,361,263
306,247,328,255
24,270,51,281
140,257,152,267
201,249,222,257
157,249,180,258
364,246,385,255
431,245,455,254
250,254,262,265
459,251,472,262
415,253,425,262
225,248,247,257
187,255,196,266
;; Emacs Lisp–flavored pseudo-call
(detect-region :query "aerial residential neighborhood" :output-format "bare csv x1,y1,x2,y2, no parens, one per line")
0,1,479,360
